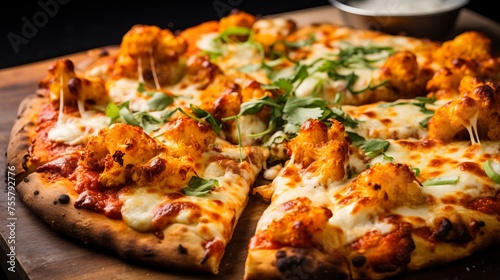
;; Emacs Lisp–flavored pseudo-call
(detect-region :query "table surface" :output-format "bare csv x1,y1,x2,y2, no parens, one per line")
1,5,500,280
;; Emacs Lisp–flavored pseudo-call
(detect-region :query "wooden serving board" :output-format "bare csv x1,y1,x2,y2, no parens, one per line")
1,5,500,280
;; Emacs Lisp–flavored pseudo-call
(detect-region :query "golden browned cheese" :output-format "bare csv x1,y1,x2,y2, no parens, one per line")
428,81,500,142
39,58,108,106
112,24,187,86
338,163,425,211
82,118,216,190
287,119,349,185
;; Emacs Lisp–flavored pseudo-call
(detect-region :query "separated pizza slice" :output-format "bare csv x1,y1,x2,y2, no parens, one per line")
245,117,500,279
245,119,362,279
16,114,268,274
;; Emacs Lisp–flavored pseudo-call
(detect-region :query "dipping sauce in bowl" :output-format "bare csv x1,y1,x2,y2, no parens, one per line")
330,0,470,39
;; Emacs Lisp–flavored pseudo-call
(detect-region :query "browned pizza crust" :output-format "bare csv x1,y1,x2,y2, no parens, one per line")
17,171,223,274
244,247,350,280
6,92,47,181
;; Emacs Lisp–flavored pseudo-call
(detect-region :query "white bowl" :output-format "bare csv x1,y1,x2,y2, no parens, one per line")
330,0,470,39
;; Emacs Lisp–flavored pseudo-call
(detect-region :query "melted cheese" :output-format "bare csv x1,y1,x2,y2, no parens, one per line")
119,188,163,231
227,115,267,146
117,135,266,241
370,140,500,199
330,202,395,244
47,111,110,145
344,98,449,140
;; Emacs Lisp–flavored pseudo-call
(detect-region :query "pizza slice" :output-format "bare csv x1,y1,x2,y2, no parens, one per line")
17,118,267,274
244,83,500,279
245,121,500,279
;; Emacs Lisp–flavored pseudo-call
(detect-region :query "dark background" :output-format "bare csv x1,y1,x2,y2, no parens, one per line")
0,0,499,69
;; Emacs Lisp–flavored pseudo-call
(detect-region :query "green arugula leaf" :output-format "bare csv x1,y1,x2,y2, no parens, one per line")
361,139,390,158
238,96,281,116
119,107,140,126
106,101,164,133
136,112,163,133
105,101,130,121
105,103,121,121
346,131,366,146
324,107,360,128
137,82,146,93
310,45,393,95
419,115,432,128
161,108,180,122
182,176,219,196
282,97,325,132
148,92,174,111
378,96,436,114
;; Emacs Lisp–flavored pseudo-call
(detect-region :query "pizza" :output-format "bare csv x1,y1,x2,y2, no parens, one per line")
6,9,500,279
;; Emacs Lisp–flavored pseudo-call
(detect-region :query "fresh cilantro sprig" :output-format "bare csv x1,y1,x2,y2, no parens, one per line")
105,101,164,133
378,96,436,113
306,45,393,94
177,105,223,134
224,93,360,139
346,131,390,158
147,92,174,111
105,81,177,133
182,176,219,196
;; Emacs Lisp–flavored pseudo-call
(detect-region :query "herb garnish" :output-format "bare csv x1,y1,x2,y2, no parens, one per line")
421,176,460,187
182,176,219,196
178,105,223,134
346,131,390,158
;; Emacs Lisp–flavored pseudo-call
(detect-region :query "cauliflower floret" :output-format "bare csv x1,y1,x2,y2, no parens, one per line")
339,162,424,211
380,50,431,99
39,58,108,106
252,18,296,53
427,31,500,99
263,197,334,248
81,118,217,190
428,81,500,142
287,119,349,185
112,25,187,86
